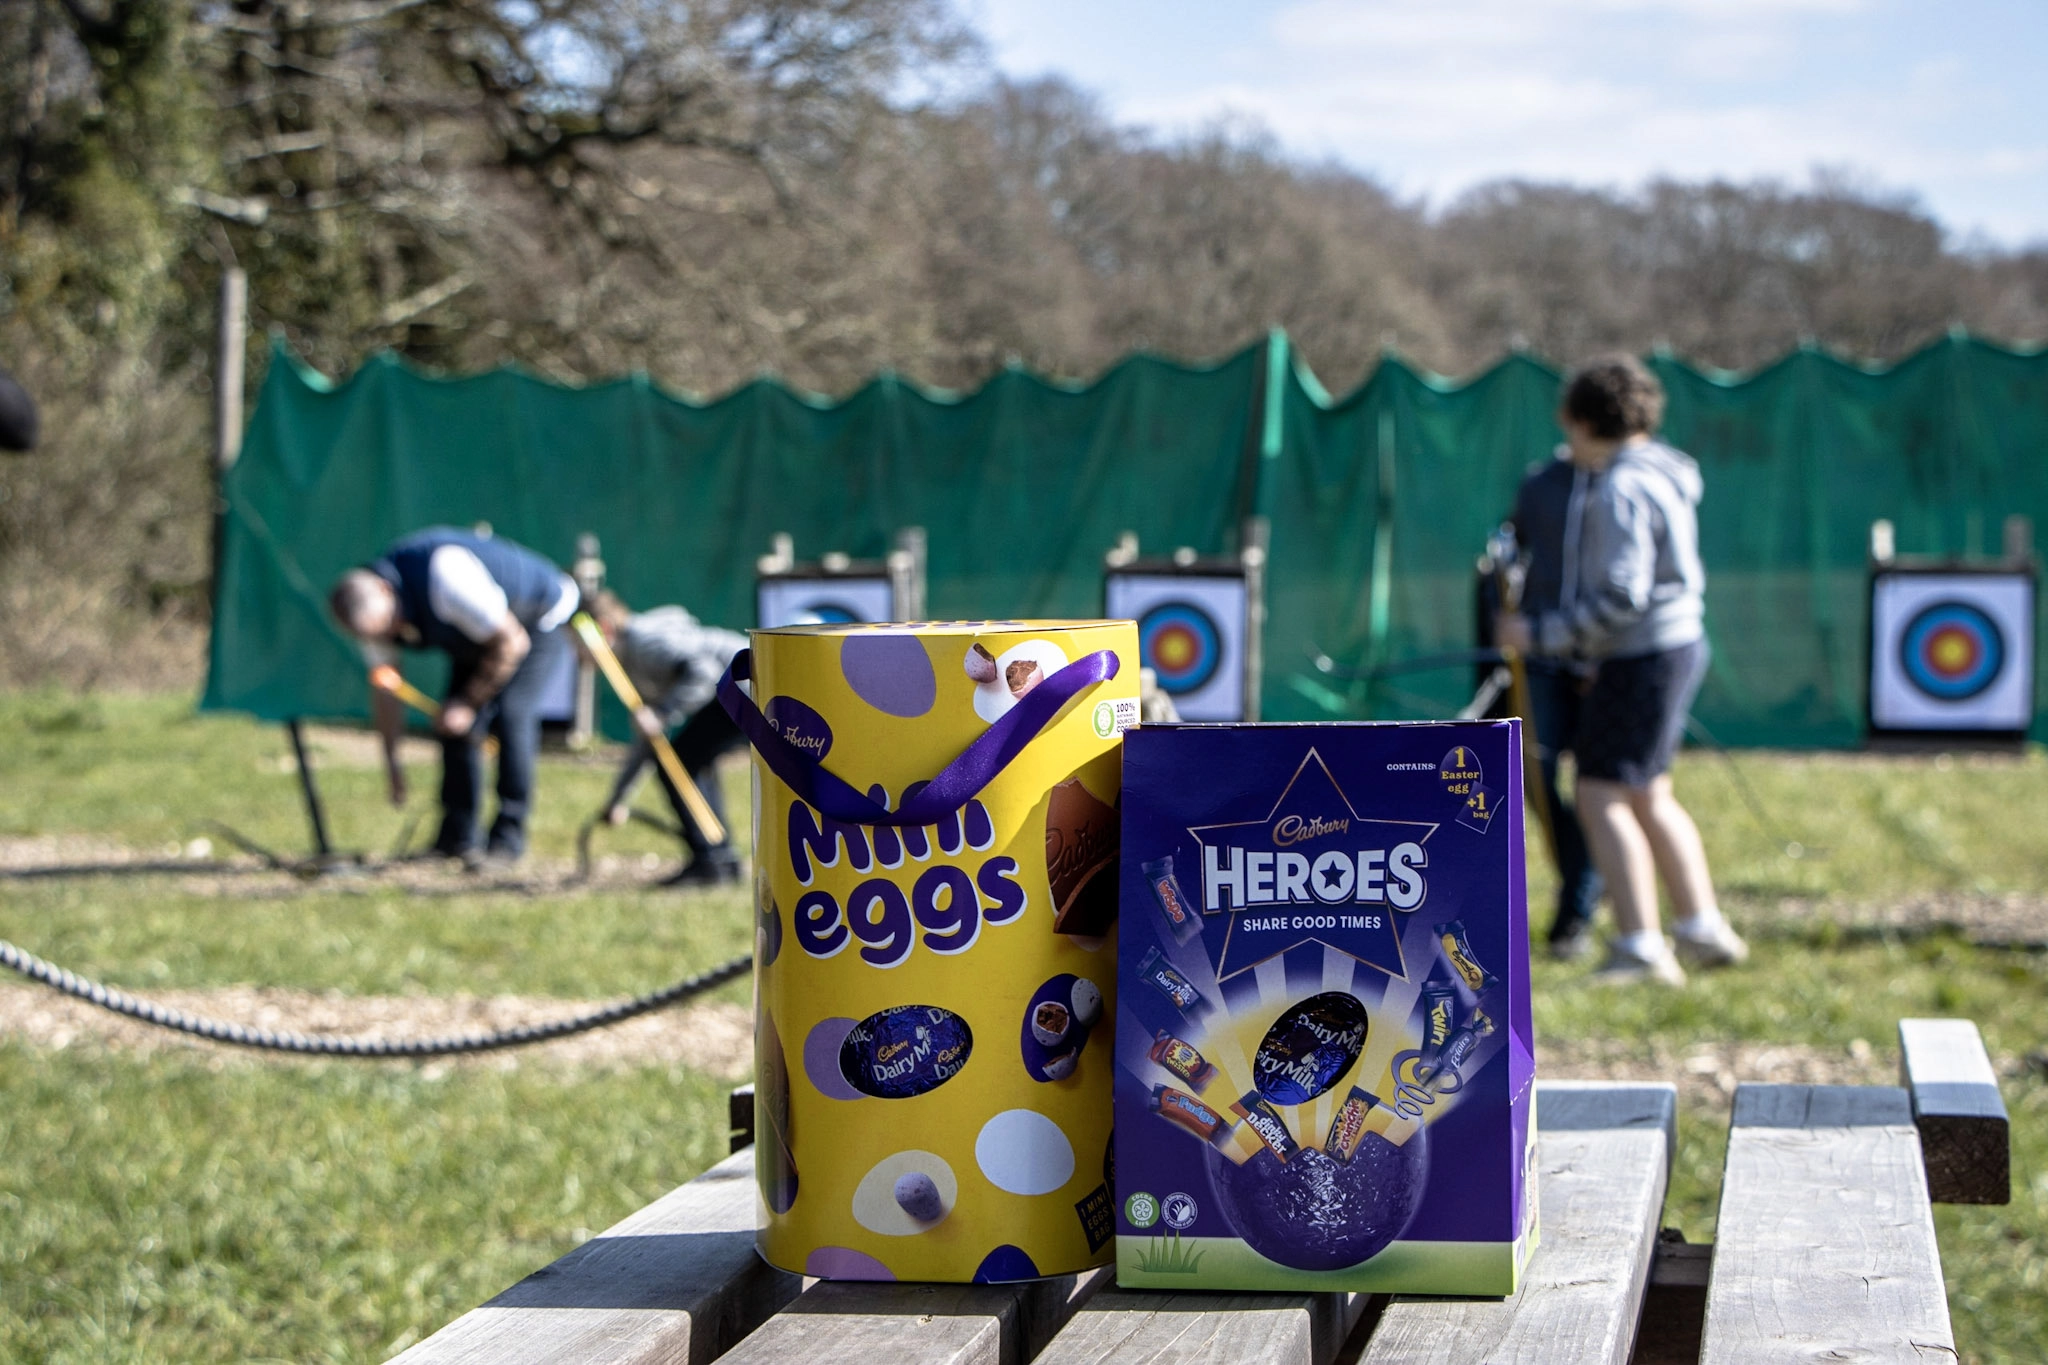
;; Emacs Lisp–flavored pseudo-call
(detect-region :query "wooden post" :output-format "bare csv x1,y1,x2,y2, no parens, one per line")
1899,1018,2009,1204
2003,514,2033,564
1241,514,1269,722
569,533,604,749
213,267,247,473
729,1083,756,1155
889,526,927,621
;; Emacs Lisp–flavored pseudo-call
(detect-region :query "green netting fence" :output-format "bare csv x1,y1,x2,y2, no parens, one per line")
204,330,2048,747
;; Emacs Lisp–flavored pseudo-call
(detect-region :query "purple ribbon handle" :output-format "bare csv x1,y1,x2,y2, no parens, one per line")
717,646,1120,827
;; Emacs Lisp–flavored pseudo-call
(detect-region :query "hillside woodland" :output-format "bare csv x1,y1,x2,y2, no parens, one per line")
3,0,2046,685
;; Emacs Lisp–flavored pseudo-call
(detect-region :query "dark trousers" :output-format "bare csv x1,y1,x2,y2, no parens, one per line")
1524,665,1604,940
654,703,745,865
436,624,568,857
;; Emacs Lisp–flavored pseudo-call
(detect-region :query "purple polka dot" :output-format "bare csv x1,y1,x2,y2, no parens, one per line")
805,1246,897,1281
804,1017,866,1101
840,634,937,718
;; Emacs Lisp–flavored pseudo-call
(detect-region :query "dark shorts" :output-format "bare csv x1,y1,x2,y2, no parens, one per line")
1575,639,1708,787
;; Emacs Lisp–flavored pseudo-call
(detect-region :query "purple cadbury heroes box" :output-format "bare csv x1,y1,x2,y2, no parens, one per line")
1114,721,1536,1293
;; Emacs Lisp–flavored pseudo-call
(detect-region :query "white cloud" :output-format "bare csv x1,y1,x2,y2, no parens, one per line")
980,0,2048,242
1118,1,1967,206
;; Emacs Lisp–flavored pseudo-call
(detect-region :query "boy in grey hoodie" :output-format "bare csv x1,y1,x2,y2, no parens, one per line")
1499,355,1747,986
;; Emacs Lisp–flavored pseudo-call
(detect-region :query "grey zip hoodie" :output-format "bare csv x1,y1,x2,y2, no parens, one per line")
1534,438,1705,660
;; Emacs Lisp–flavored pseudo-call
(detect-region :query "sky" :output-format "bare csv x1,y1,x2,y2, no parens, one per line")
970,0,2048,247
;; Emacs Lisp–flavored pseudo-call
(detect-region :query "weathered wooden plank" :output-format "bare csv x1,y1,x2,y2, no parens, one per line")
1899,1018,2009,1204
717,1265,1111,1365
391,1146,799,1365
1701,1084,1956,1365
1035,1289,1376,1365
1329,1081,1678,1365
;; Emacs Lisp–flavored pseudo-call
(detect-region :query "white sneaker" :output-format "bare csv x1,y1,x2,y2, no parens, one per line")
1589,940,1688,987
1673,919,1750,970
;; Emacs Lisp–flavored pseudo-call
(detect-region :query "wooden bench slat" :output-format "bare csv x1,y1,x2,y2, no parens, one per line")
1702,1084,1955,1365
716,1266,1111,1365
391,1147,800,1365
1034,1288,1374,1365
1899,1018,2010,1204
1354,1081,1676,1365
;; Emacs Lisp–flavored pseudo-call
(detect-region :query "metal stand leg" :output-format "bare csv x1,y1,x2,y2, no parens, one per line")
286,719,334,862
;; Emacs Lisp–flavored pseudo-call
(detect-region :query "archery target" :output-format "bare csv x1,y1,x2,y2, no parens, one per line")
1106,571,1247,720
1139,602,1221,694
758,575,895,630
1870,572,2034,733
1901,602,2002,700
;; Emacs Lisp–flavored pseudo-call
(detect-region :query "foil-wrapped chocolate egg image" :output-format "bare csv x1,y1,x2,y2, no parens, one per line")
1253,991,1368,1106
1208,1128,1428,1270
838,1004,973,1100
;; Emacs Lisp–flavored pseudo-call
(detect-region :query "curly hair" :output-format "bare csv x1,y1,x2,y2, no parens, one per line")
1562,354,1665,440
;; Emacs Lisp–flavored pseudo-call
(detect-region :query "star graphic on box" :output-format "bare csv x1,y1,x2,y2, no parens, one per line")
1187,749,1436,982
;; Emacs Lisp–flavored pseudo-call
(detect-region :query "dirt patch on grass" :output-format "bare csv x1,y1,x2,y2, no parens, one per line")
0,983,752,1077
1542,1035,1894,1119
0,833,700,894
1738,893,2048,948
0,833,212,869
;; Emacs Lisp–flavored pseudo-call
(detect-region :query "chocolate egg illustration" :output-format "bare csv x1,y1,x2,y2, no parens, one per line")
964,642,999,684
972,1245,1040,1283
1208,1128,1428,1271
1069,978,1103,1028
839,1004,973,1100
1253,992,1369,1106
1031,999,1072,1048
840,634,937,718
971,639,1069,723
1020,973,1096,1082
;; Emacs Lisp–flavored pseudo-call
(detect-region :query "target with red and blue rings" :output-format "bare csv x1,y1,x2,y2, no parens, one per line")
1138,601,1223,695
1899,600,2004,702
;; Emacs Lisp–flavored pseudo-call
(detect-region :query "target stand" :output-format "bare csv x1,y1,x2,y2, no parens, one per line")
755,528,926,629
1103,527,1265,721
1866,518,2037,749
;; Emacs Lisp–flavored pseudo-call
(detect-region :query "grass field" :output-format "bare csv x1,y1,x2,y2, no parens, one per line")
1,690,2044,1362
